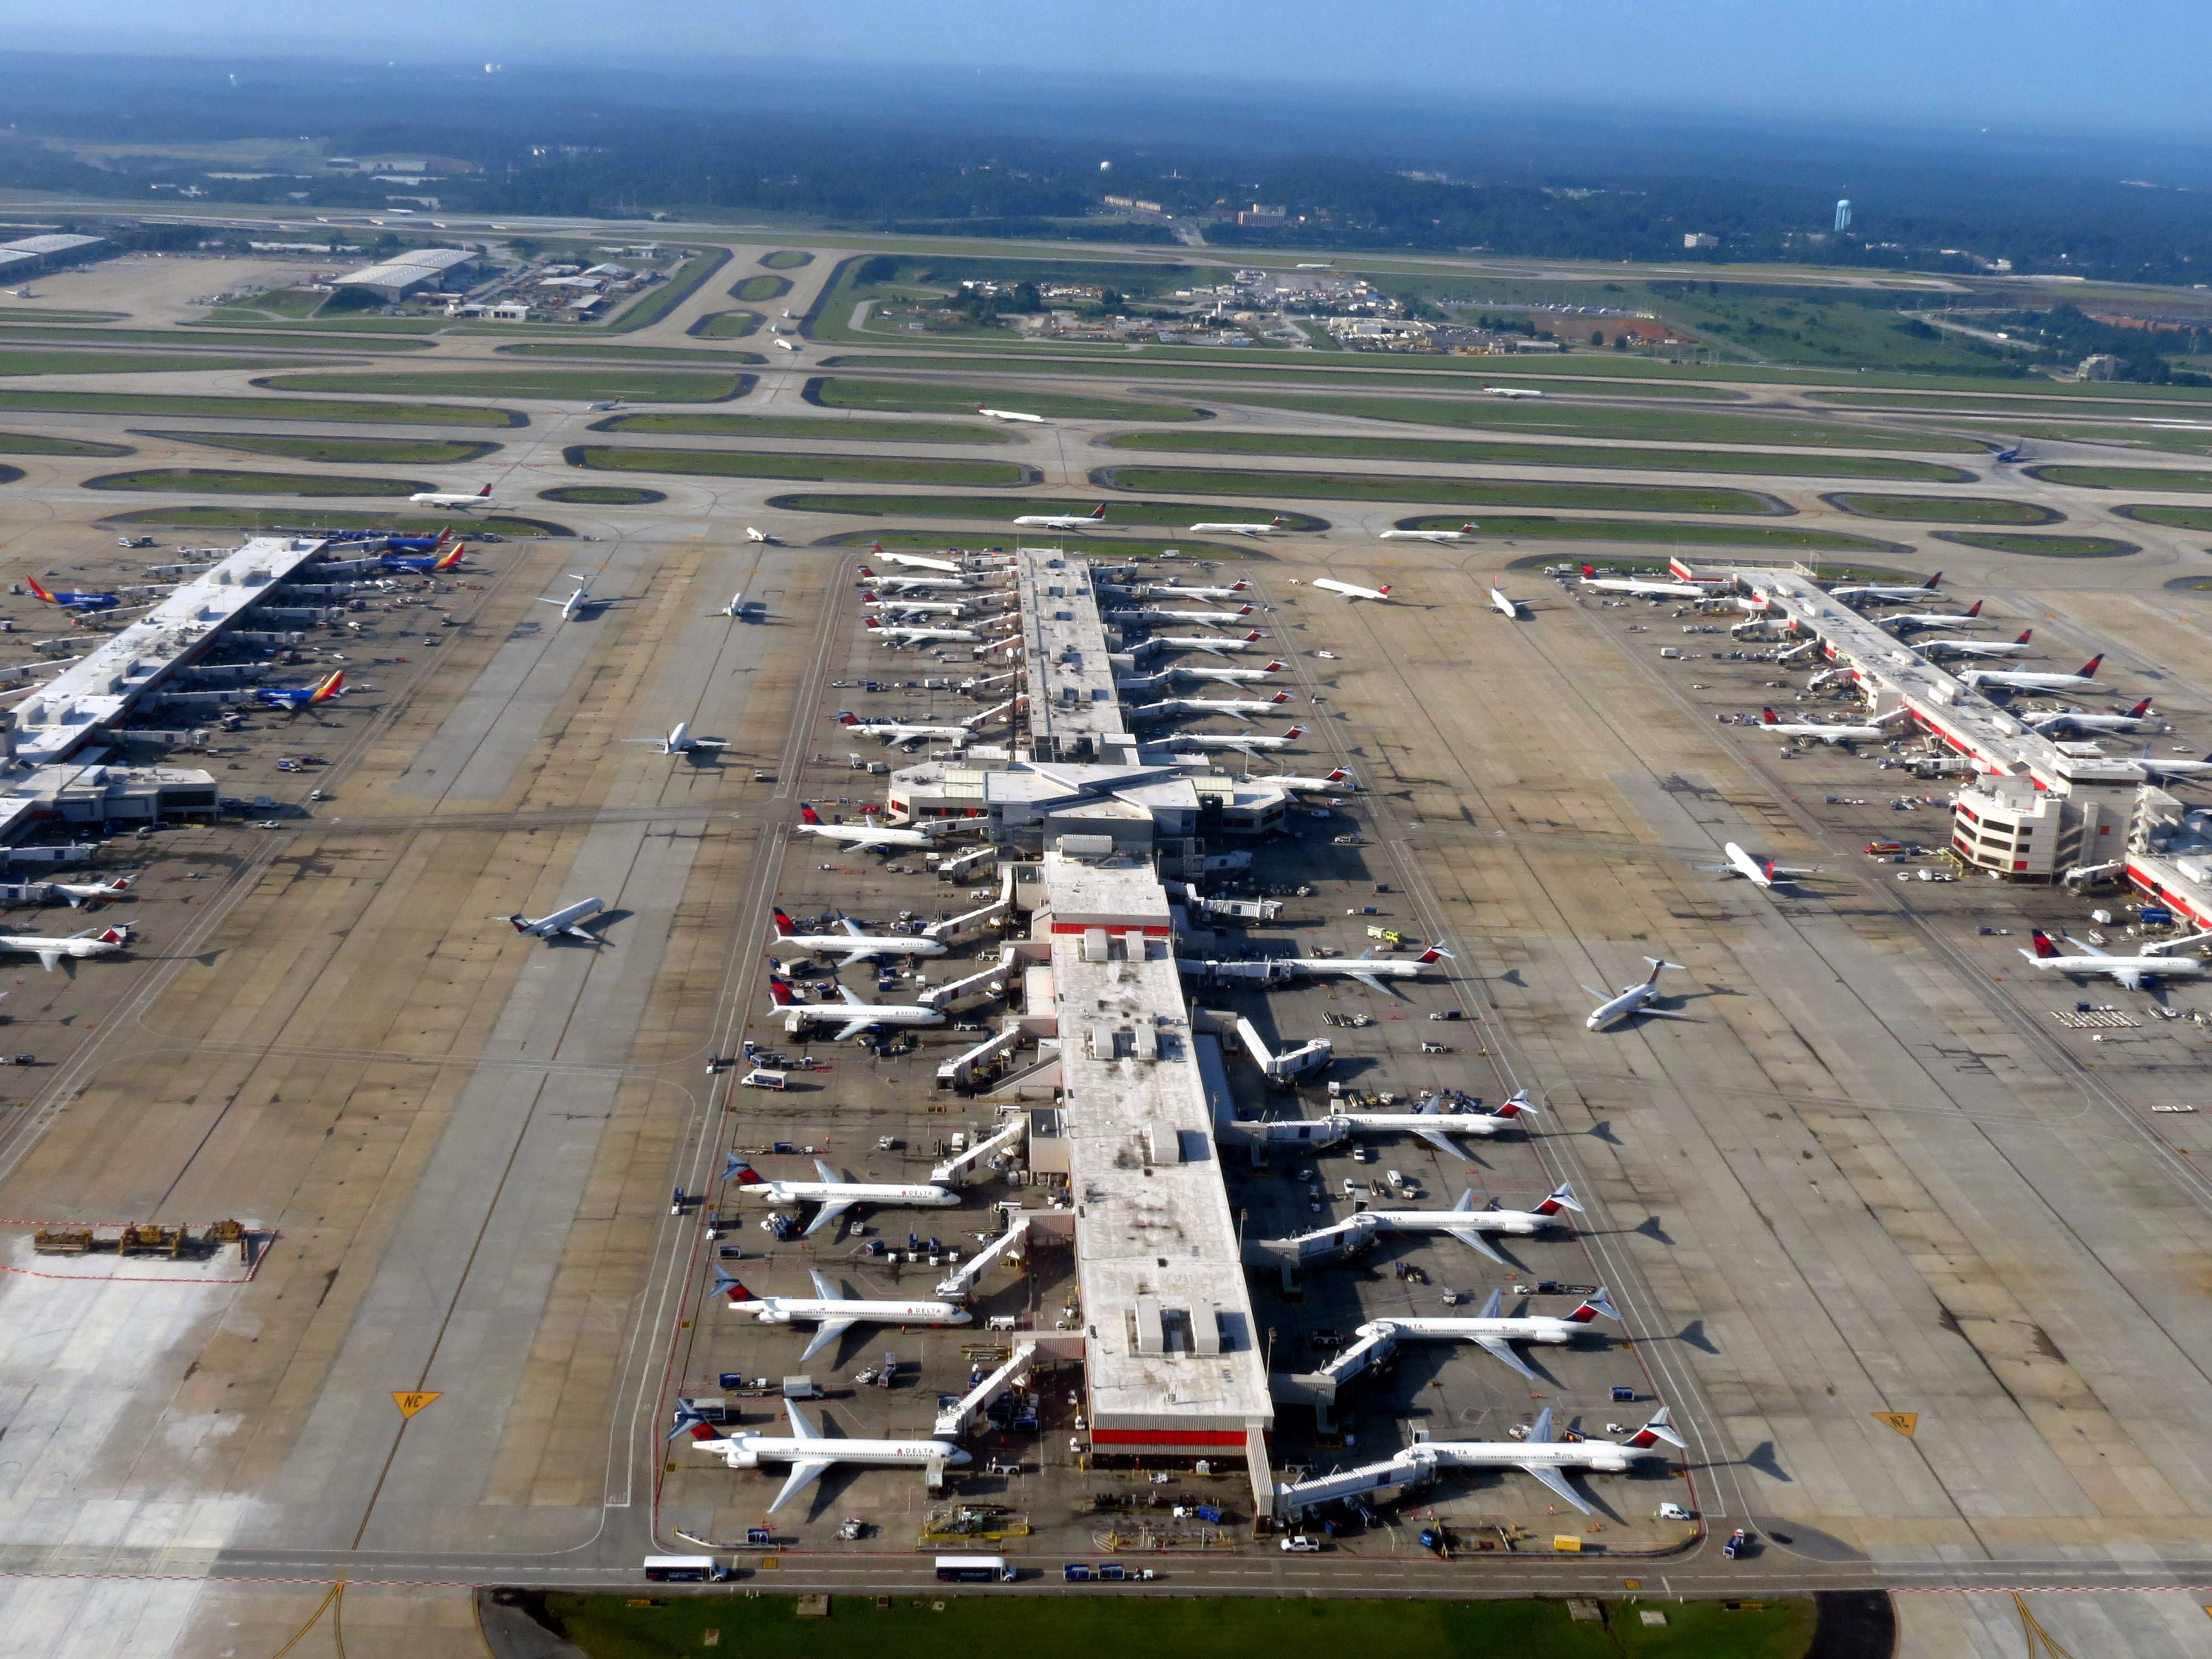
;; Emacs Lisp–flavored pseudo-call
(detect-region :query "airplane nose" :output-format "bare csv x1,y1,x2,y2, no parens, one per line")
948,1448,973,1465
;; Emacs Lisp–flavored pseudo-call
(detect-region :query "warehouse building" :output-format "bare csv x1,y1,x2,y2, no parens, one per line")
0,232,109,281
331,246,477,302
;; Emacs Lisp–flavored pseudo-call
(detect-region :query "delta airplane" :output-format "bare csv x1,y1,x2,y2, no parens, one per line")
1152,630,1267,657
0,924,131,972
625,722,728,758
1958,656,2106,696
1328,1091,1540,1159
1578,566,1709,599
2024,698,2155,735
1484,385,1545,398
1757,707,1900,745
865,620,982,647
723,1154,959,1235
1917,630,2033,660
1490,587,1524,619
1013,504,1107,531
2135,749,2212,782
1379,524,1476,543
857,568,982,593
507,898,606,942
50,876,132,908
746,526,779,544
770,908,948,969
879,551,965,573
1188,517,1290,537
1698,841,1818,890
1131,692,1291,724
1269,766,1360,794
2017,929,2208,992
408,482,497,510
792,804,966,853
255,670,345,713
835,711,972,748
1584,958,1689,1031
1107,605,1256,629
1132,581,1253,600
768,977,948,1041
1153,723,1305,756
1313,577,1391,603
1831,571,1943,604
1396,1405,1685,1515
975,404,1045,423
865,597,975,618
716,1268,970,1363
539,575,595,622
1359,1286,1616,1381
670,1399,968,1513
1884,600,1985,635
1166,660,1288,684
1278,942,1451,994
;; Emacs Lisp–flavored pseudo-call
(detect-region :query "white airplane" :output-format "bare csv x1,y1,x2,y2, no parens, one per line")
1108,605,1257,629
771,907,948,969
1917,629,2033,660
0,924,131,972
2023,698,2154,735
1831,571,1943,604
975,404,1045,424
878,550,966,573
626,722,728,758
408,483,497,510
857,567,984,593
834,711,971,748
1013,504,1107,531
745,526,779,544
1270,766,1360,794
1168,659,1288,684
1359,1285,1615,1380
768,977,948,1041
1188,517,1290,537
703,591,750,618
1404,1405,1684,1515
865,597,975,618
1133,581,1251,600
1757,707,1897,744
1578,565,1709,599
49,876,132,909
1698,841,1817,891
1584,958,1689,1031
865,620,981,647
671,1398,969,1513
1155,723,1305,756
1484,385,1545,398
539,576,594,621
2017,929,2208,992
1153,630,1267,657
774,338,799,352
2135,748,2212,781
792,804,966,852
1133,692,1291,724
1958,655,2106,696
1379,524,1475,543
1313,577,1392,603
723,1154,958,1236
714,1267,971,1363
1279,942,1449,993
507,898,606,941
1329,1091,1540,1158
1884,599,1985,635
1489,587,1524,619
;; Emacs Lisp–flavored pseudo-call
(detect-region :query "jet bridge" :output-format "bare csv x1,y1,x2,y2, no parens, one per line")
936,1207,1033,1297
1271,1449,1434,1518
933,1340,1038,1439
919,947,1015,1013
1312,1323,1398,1386
1228,1012,1332,1083
931,1115,1026,1185
925,865,1015,943
930,842,999,884
936,1020,1025,1090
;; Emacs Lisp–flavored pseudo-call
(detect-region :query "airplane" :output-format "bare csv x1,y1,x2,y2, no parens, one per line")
1277,942,1449,994
381,542,468,575
792,804,966,853
1397,1405,1684,1515
49,876,132,909
1329,1091,1540,1158
865,619,982,647
975,404,1045,423
1584,958,1689,1031
865,597,975,618
1312,578,1391,603
1152,723,1306,756
1884,599,1985,635
770,908,949,970
2134,749,2212,781
1916,630,2033,660
2023,698,2154,735
407,482,497,510
1357,1285,1615,1380
1107,605,1257,629
1578,567,1709,600
768,977,947,1042
539,575,595,622
1269,766,1360,794
1014,504,1108,531
1490,587,1524,619
671,1397,969,1514
381,528,451,555
1130,692,1291,724
1484,385,1545,399
1958,656,2106,696
1698,841,1818,891
1757,707,1899,745
1993,443,2024,463
722,1154,959,1237
2017,929,2209,992
879,551,964,573
1127,581,1252,600
714,1268,971,1364
625,722,728,758
0,924,131,972
835,711,972,748
1151,630,1267,657
1378,524,1477,543
1165,660,1288,684
25,577,126,616
746,526,779,544
507,898,607,942
1188,517,1290,537
703,591,750,618
775,337,800,352
1830,571,1943,604
857,570,986,594
254,670,345,713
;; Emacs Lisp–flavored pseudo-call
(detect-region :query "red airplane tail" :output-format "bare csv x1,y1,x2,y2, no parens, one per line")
2014,629,2031,645
1323,768,1350,782
1964,599,1982,617
24,577,55,604
798,804,823,825
766,978,797,1007
2126,698,2154,718
1760,708,1781,724
1267,691,1290,705
2029,930,2060,958
1376,585,1391,597
1262,660,1287,672
1089,504,1106,520
771,907,796,937
1924,571,1943,588
307,670,344,705
1229,580,1251,591
1579,564,1597,578
1281,726,1305,740
476,483,492,498
1762,858,1778,883
97,927,128,945
1242,630,1263,642
2077,655,2104,679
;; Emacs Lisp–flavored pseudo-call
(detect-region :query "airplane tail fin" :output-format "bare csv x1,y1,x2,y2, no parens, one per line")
666,1400,723,1442
507,915,530,933
722,1153,765,1185
798,804,823,825
1272,516,1287,527
2028,928,2059,958
771,907,796,937
2015,629,2032,645
1280,725,1305,740
24,577,54,604
1262,660,1288,672
1493,1089,1537,1120
97,926,130,946
2128,698,2153,718
1762,858,1778,884
434,526,452,546
1579,564,1597,578
2078,655,2103,679
1243,630,1264,643
477,483,492,497
1377,585,1391,597
1964,599,1982,617
1568,1286,1618,1323
836,712,859,726
863,617,881,629
1642,957,1685,979
309,670,343,704
1090,504,1107,520
1626,1406,1685,1449
1535,1182,1582,1217
1760,708,1780,724
713,1269,755,1303
1267,690,1290,705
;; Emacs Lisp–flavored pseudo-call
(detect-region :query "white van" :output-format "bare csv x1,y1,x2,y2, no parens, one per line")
740,1068,788,1090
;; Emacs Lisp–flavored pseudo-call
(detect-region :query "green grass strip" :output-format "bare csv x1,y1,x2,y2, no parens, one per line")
0,347,326,375
732,273,794,302
84,467,429,497
813,375,1201,422
0,389,522,427
1933,530,2138,556
2025,463,2212,492
1234,393,1986,452
1400,512,1899,550
260,368,750,403
769,491,1327,528
496,342,761,366
1100,464,1780,515
0,430,132,457
689,311,763,340
760,250,813,270
1822,492,2058,525
594,411,1008,445
133,430,499,466
2118,503,2212,530
0,322,430,352
102,506,567,536
568,445,1026,487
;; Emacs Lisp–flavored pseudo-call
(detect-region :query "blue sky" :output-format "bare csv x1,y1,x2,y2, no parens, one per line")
10,2,2210,137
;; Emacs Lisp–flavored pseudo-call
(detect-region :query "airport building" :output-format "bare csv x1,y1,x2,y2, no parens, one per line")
331,246,477,301
0,231,108,282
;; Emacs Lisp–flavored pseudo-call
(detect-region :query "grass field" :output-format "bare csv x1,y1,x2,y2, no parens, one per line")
1400,512,1900,550
606,248,731,335
133,430,499,466
0,347,325,376
496,342,761,366
2025,463,2212,492
206,286,327,320
103,506,567,536
0,322,431,353
260,368,752,403
759,250,813,270
539,484,667,504
83,466,430,497
0,430,132,456
536,1592,1815,1659
0,390,522,427
691,311,763,340
813,376,1203,423
1823,492,2060,524
732,274,794,303
818,528,1251,559
570,445,1029,486
771,492,1328,528
2117,503,2212,530
1103,428,1974,482
1237,393,1987,452
594,411,1009,445
1934,530,2139,556
1100,464,1781,515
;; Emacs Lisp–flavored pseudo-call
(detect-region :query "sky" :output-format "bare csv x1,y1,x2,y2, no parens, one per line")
7,1,2211,139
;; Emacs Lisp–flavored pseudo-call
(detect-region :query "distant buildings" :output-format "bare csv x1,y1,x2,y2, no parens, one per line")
1834,198,1853,233
1682,232,1719,250
2078,354,2124,381
1237,204,1288,227
331,246,477,302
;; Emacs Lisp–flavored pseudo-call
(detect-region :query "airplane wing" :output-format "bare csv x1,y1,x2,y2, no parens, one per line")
2061,935,2113,958
1519,1462,1594,1515
1415,1128,1473,1162
798,1318,857,1364
766,1457,836,1514
1348,969,1403,997
691,739,729,750
831,1018,873,1042
837,984,867,1006
840,918,868,936
812,1159,846,1185
1638,1008,1696,1022
534,596,569,606
2113,967,2144,992
804,1199,855,1238
562,921,602,942
1442,1222,1508,1265
1473,1334,1537,1378
807,1268,844,1300
34,948,61,972
834,947,882,970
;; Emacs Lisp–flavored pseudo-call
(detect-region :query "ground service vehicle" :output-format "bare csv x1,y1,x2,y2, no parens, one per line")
936,1555,1015,1582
